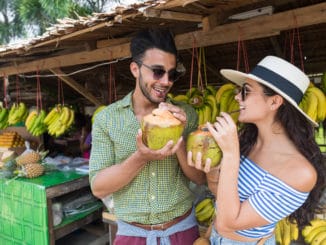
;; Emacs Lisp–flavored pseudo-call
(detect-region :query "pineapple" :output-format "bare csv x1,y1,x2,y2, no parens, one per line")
21,163,45,178
16,151,41,166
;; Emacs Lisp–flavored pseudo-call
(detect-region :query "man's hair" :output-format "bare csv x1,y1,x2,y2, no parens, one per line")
130,28,177,62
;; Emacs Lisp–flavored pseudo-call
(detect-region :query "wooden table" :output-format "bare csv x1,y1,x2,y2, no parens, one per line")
0,170,103,244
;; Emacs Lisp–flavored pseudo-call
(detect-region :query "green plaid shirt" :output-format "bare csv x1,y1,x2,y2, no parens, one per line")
89,91,198,224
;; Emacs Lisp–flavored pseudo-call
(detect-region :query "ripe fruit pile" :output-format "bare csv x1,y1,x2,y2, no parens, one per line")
275,217,299,245
25,109,47,136
0,150,46,179
299,85,326,123
169,83,239,126
0,131,25,148
8,102,28,126
301,218,326,245
275,217,326,245
44,105,75,137
195,197,215,227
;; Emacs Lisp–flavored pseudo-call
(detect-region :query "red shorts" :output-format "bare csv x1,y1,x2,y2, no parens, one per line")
113,225,199,245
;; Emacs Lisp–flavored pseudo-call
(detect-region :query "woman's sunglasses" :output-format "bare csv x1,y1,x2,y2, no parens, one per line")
236,85,272,101
137,62,182,82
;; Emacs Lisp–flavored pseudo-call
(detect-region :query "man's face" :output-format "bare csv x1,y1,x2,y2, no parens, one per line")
133,48,177,104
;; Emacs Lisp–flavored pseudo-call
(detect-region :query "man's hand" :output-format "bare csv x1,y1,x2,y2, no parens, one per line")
136,129,183,162
158,102,187,124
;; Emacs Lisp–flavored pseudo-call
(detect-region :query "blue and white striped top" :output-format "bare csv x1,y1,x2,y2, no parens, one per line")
235,155,309,238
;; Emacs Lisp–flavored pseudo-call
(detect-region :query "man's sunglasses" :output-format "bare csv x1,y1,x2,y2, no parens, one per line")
137,62,182,82
235,85,272,101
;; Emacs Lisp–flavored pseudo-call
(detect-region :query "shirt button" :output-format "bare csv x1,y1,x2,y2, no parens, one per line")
152,172,155,177
151,195,155,200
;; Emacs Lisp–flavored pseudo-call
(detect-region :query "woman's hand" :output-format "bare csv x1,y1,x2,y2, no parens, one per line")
206,112,239,154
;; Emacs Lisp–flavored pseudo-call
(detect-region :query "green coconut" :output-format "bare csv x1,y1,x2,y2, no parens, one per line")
141,108,184,150
187,126,222,167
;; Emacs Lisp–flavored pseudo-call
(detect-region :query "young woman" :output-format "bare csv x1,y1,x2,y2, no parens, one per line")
188,56,326,244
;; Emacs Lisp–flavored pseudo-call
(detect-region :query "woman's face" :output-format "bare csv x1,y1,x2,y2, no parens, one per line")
235,79,274,124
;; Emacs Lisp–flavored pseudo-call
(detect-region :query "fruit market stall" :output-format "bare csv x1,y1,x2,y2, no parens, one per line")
0,169,103,245
0,0,325,244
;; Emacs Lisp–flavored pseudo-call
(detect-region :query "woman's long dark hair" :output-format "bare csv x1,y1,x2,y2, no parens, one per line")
239,85,326,229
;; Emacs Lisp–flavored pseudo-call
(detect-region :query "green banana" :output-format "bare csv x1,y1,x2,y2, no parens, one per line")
195,198,213,213
186,87,201,99
172,94,189,103
205,85,217,96
205,94,218,122
202,104,212,124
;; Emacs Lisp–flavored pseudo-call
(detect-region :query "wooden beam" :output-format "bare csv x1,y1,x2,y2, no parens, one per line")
0,2,325,77
49,68,103,106
1,43,130,76
175,2,326,49
97,37,131,49
144,9,202,22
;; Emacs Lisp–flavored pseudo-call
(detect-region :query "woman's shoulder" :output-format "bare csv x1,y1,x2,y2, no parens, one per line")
277,155,317,193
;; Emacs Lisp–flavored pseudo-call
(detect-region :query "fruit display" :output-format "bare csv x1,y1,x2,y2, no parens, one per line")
44,104,75,137
0,104,9,129
301,218,326,245
25,109,47,136
195,197,215,226
8,102,28,126
275,217,299,245
187,125,222,167
0,131,25,148
299,84,326,123
169,83,240,126
141,108,184,150
0,149,47,180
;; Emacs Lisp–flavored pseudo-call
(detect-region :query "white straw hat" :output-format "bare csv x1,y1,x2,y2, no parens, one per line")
220,55,318,127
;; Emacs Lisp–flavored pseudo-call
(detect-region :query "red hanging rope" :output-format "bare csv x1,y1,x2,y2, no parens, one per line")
189,35,197,90
237,28,250,73
15,75,21,103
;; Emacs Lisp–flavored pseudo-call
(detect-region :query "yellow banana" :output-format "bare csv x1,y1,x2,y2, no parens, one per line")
65,108,75,128
304,91,318,121
25,110,38,130
282,218,291,245
290,220,299,241
58,106,70,125
227,98,240,123
215,83,235,104
44,106,60,125
307,86,326,122
219,88,235,113
275,221,283,245
311,230,326,245
305,226,326,244
205,94,218,122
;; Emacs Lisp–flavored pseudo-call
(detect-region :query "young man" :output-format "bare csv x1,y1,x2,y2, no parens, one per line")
89,29,206,245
